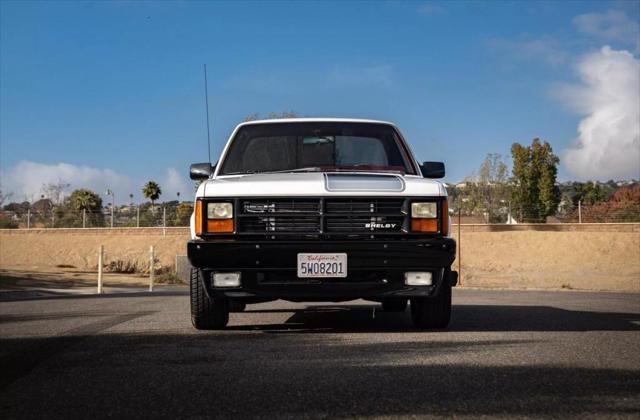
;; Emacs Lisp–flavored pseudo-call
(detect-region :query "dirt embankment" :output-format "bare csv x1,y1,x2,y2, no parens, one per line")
454,230,639,292
0,228,187,271
0,226,638,292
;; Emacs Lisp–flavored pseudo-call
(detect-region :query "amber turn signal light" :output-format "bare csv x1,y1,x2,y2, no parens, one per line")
442,200,449,236
411,218,438,233
207,219,234,233
195,200,203,236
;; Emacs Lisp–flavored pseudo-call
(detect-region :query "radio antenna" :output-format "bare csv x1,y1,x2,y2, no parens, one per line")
203,64,212,164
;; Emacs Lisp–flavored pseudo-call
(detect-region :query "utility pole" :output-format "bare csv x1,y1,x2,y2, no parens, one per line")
163,206,166,236
136,206,140,228
106,189,115,228
27,209,31,229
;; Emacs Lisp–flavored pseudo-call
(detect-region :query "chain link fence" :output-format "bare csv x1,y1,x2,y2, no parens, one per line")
0,203,193,229
447,200,640,224
1,198,638,229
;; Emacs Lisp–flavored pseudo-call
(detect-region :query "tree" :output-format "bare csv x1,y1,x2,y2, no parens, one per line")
40,181,70,205
32,198,53,214
69,189,102,211
0,190,19,228
174,202,194,226
142,181,162,210
50,189,105,227
30,198,54,227
0,189,12,207
577,185,640,222
475,153,510,222
510,138,560,223
3,201,30,216
572,182,606,206
450,154,510,222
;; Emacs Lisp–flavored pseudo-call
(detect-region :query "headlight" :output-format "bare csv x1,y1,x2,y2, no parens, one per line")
207,202,233,219
411,202,437,218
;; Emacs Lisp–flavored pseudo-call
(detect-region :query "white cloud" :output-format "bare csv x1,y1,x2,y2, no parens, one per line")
0,161,134,204
162,167,191,200
557,46,640,181
0,161,192,204
328,65,393,88
573,10,640,51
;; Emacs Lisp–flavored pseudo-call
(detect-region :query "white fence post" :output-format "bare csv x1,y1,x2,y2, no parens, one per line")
137,207,140,228
578,200,582,224
97,245,104,294
163,207,166,236
27,209,31,229
83,209,86,228
149,245,155,292
458,207,462,286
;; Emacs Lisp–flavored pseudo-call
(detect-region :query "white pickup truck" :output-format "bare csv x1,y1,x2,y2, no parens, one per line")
188,118,457,329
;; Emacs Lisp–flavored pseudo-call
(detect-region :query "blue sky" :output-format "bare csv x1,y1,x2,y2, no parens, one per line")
1,0,639,203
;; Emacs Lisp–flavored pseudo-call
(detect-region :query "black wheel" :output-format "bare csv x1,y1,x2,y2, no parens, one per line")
381,298,408,312
229,301,247,312
190,268,229,330
410,274,452,329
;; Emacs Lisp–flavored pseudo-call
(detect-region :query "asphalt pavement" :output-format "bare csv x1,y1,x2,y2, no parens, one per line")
0,288,639,419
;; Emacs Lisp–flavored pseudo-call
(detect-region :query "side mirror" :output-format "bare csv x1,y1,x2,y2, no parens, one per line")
190,163,215,180
420,161,445,179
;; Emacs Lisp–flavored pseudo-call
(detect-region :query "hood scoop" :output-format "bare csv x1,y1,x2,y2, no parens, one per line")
324,174,405,192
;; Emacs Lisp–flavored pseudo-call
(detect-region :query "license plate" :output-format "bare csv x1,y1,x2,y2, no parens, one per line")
297,253,347,278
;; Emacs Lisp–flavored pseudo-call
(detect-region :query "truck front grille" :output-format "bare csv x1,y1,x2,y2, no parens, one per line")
325,216,406,233
237,216,322,233
236,198,410,236
325,198,405,215
242,199,321,214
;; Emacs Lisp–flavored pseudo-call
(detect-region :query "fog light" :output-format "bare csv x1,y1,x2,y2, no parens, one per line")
213,272,241,287
405,272,432,286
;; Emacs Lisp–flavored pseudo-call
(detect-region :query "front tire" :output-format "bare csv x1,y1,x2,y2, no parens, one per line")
229,301,247,312
190,268,229,330
410,274,452,329
382,298,408,312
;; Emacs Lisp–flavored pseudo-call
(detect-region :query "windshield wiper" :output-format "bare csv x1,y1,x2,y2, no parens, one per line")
256,167,324,174
222,170,259,175
221,167,322,176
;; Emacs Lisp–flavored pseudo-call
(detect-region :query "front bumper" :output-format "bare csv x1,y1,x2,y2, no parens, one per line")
188,239,456,301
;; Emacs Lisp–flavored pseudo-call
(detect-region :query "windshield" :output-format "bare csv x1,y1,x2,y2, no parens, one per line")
219,122,417,175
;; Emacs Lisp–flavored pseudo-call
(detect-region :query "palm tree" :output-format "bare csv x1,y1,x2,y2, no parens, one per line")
142,181,162,212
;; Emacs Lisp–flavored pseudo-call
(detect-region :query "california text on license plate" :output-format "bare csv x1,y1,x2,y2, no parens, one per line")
297,253,347,278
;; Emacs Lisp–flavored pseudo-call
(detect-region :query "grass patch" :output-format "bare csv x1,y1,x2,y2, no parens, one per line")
105,259,140,274
154,272,184,284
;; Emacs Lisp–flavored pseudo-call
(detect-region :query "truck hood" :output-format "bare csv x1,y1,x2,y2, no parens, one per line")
201,173,446,197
